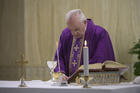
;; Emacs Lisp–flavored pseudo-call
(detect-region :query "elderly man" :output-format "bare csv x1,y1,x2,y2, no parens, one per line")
54,9,115,80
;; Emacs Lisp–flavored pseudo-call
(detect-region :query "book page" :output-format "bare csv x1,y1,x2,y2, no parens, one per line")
79,63,102,70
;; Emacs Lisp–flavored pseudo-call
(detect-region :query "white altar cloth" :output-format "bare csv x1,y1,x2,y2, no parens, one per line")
0,80,140,93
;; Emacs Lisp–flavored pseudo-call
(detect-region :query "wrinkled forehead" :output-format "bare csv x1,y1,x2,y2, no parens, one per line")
67,17,81,30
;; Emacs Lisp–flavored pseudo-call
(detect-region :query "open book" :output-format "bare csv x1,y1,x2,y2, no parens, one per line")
79,60,127,70
68,60,128,83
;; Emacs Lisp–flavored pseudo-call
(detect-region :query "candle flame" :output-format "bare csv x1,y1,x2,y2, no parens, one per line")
56,41,58,47
84,40,87,46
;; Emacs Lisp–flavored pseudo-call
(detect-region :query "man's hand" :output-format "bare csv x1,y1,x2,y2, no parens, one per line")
53,72,69,81
62,74,69,81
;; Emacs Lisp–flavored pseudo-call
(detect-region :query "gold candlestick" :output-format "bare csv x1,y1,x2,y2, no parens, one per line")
56,41,61,81
83,76,90,88
16,54,28,87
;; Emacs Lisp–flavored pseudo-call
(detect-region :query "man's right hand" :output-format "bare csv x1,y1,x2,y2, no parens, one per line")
62,74,69,81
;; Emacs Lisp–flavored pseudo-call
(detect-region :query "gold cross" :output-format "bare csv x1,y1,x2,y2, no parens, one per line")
16,54,28,80
72,60,77,67
74,45,79,51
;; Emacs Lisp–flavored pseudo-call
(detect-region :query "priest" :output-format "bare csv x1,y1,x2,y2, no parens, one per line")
54,9,115,80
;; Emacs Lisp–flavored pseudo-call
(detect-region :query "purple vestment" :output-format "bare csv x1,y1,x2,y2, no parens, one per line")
54,19,115,76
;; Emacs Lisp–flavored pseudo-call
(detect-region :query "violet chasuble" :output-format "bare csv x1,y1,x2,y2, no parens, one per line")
54,19,115,77
69,37,84,76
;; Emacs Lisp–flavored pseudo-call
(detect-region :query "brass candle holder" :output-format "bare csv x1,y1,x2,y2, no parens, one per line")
83,76,90,88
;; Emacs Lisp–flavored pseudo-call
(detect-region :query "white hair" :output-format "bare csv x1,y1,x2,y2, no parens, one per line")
65,9,86,23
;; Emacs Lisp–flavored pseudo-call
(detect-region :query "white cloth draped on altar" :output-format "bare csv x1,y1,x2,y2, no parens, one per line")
0,80,140,93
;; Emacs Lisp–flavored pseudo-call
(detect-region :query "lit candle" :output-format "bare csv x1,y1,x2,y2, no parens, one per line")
83,40,89,76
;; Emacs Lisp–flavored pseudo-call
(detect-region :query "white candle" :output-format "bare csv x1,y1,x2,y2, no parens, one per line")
83,40,89,76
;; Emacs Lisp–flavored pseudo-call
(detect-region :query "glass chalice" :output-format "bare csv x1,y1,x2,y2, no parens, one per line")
47,61,57,81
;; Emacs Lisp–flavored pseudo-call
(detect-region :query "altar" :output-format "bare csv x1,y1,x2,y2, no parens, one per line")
0,80,140,93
